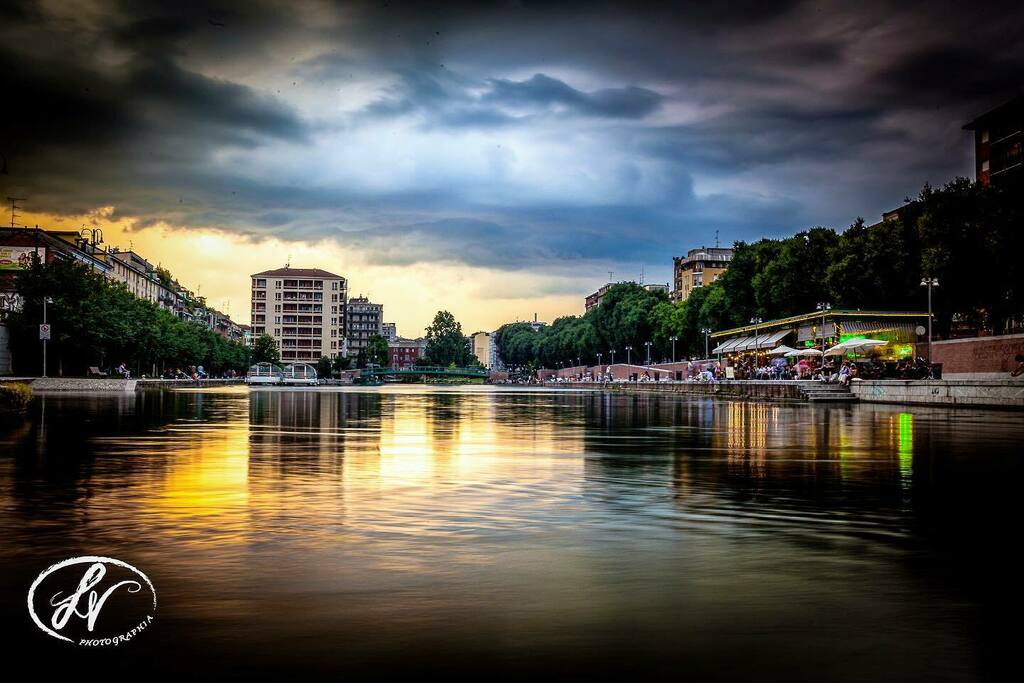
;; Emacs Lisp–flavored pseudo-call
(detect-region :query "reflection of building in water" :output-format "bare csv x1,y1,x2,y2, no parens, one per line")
720,402,774,479
247,390,378,466
143,399,252,538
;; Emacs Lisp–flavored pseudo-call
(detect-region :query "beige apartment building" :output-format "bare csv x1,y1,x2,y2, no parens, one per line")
251,267,348,362
672,247,733,302
470,331,490,367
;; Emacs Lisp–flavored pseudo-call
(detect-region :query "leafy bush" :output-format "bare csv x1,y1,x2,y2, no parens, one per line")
0,382,33,411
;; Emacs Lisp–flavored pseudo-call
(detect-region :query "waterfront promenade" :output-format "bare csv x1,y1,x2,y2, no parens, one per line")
551,377,1024,409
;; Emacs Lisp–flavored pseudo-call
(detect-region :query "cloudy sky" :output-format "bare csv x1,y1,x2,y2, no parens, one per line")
2,0,1022,334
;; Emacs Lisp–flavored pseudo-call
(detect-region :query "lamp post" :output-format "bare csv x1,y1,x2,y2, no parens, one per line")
644,341,652,365
750,317,763,363
597,352,603,369
625,345,633,366
920,278,939,367
700,328,711,359
609,349,615,365
42,296,51,378
669,335,678,363
816,302,831,356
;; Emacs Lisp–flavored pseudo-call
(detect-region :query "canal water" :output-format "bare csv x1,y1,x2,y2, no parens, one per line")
0,385,1020,680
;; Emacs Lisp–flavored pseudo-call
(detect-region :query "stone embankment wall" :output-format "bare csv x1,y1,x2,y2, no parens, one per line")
27,378,244,392
851,380,1024,408
557,379,1024,409
561,380,806,401
30,378,138,392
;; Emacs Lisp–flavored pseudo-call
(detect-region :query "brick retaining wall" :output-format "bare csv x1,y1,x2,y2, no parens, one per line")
930,333,1024,378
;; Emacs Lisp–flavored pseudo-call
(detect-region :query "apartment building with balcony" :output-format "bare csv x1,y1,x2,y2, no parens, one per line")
345,295,383,357
250,267,348,361
964,94,1023,189
672,246,733,302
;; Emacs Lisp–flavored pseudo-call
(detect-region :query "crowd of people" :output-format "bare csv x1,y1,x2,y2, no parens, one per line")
540,353,940,384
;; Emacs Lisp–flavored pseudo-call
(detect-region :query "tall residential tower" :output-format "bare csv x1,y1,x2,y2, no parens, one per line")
250,267,348,362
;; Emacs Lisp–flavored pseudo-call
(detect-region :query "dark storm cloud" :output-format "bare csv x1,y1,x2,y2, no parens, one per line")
361,70,664,127
2,0,1023,276
483,75,663,119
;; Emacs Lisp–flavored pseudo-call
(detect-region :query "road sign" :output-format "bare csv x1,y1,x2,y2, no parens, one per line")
39,324,51,340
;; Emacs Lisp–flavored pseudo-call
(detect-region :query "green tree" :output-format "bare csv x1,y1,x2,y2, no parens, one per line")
424,310,472,366
251,334,280,364
333,354,352,373
8,258,250,376
316,355,333,378
366,334,389,367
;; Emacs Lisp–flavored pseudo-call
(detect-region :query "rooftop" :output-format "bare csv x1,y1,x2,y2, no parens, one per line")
963,93,1024,130
251,267,345,279
711,309,929,338
675,246,733,264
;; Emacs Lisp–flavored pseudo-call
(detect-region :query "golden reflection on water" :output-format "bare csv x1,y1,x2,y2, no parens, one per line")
1,386,936,560
6,386,1024,681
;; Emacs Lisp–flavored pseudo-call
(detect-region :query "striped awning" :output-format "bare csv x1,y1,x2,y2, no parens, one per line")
759,329,790,347
838,321,919,340
712,337,744,354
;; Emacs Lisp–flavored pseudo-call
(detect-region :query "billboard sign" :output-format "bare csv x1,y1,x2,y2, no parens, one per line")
0,246,43,270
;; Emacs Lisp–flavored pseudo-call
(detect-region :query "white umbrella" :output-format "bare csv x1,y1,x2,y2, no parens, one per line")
824,338,887,357
841,338,887,353
786,348,823,357
769,344,798,355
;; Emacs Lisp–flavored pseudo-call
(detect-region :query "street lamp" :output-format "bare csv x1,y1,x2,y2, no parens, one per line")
597,352,603,368
669,335,678,363
700,328,711,359
644,341,652,365
750,317,763,361
42,296,53,377
920,278,939,367
625,345,633,365
609,349,615,365
816,302,831,356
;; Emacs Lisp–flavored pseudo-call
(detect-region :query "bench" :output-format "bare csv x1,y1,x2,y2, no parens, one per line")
88,366,109,377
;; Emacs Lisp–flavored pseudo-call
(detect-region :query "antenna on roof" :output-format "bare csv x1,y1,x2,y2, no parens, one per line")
285,254,291,268
608,270,614,283
640,265,645,285
715,229,720,248
7,197,26,228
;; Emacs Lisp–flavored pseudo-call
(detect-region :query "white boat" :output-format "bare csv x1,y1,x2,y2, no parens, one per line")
246,362,284,385
281,362,318,386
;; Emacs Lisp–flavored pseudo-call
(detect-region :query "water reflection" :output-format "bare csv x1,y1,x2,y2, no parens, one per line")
0,386,1020,680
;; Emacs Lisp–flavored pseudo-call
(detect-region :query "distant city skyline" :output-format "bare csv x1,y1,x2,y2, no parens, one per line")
3,1,1022,333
